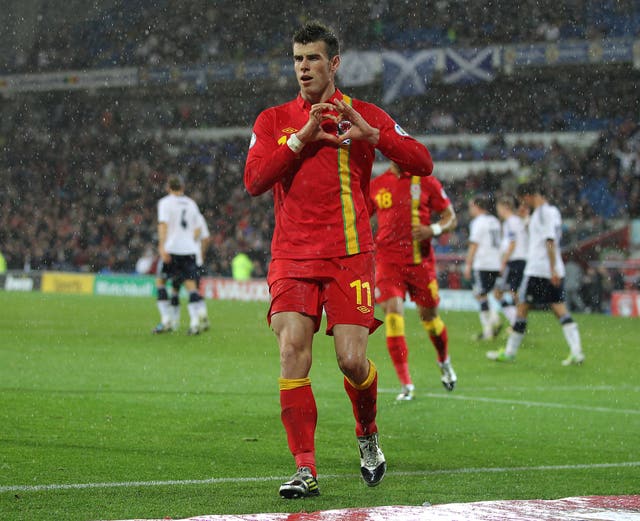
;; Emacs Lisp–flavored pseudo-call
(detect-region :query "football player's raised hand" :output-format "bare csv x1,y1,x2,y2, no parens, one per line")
296,103,341,145
332,99,380,146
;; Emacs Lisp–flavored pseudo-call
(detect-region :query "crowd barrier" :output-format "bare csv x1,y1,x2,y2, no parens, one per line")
610,291,640,317
3,271,637,316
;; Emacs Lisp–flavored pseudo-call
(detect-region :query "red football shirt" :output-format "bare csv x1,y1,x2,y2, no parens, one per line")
244,89,432,260
370,170,450,265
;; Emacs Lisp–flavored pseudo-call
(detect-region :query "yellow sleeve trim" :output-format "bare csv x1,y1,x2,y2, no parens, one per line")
278,377,311,391
345,359,377,390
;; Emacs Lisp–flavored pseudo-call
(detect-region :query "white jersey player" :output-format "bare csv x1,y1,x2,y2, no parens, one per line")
168,209,211,333
153,175,206,336
487,182,584,365
193,211,211,331
494,196,529,327
524,203,564,279
464,194,502,340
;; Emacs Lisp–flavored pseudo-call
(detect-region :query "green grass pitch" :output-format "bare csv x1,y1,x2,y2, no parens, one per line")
1,291,638,521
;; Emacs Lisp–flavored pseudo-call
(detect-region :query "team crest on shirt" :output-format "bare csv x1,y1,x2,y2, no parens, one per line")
338,119,352,145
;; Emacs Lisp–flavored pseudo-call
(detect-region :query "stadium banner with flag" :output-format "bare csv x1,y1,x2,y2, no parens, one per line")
338,51,381,86
382,50,440,104
443,47,499,84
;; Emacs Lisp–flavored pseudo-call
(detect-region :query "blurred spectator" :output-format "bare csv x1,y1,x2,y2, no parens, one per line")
135,245,157,275
564,261,585,312
581,266,605,313
231,249,254,281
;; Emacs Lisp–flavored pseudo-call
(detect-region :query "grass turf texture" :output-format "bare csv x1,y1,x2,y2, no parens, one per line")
1,291,638,521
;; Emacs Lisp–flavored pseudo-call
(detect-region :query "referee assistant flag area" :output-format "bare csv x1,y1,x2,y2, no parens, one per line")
106,495,640,521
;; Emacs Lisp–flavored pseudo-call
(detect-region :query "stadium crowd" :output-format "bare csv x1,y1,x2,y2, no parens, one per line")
2,2,640,316
1,87,639,311
3,0,639,74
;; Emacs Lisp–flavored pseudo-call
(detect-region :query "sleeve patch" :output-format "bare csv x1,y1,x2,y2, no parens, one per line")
394,123,409,136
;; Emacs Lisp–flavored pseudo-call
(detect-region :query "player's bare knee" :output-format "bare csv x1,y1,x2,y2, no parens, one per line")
336,354,368,383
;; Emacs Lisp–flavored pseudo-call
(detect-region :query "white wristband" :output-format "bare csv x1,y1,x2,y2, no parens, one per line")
431,223,442,237
287,133,304,154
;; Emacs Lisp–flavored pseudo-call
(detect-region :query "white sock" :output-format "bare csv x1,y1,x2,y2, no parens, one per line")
562,322,583,357
505,331,524,357
157,300,171,325
188,302,200,329
503,305,517,326
480,310,492,337
198,299,208,319
171,304,180,327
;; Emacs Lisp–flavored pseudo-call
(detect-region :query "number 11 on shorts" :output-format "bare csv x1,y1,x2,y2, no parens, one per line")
350,279,372,307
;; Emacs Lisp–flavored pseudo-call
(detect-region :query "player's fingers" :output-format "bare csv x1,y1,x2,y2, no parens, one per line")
322,132,341,144
322,113,339,123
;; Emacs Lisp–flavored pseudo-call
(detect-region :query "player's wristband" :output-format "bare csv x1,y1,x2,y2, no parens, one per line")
287,133,304,154
431,223,442,237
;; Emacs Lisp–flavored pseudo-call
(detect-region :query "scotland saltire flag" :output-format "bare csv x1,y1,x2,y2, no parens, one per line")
443,47,498,84
382,50,439,104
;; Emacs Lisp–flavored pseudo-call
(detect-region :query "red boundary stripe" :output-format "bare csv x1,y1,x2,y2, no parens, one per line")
107,495,640,521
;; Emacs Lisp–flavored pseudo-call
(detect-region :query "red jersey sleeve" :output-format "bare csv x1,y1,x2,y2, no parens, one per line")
358,102,433,177
422,176,451,216
244,108,300,196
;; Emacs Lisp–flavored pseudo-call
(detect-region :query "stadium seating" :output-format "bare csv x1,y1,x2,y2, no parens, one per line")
1,1,639,311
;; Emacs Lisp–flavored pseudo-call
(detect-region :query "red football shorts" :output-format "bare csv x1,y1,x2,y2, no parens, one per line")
375,259,440,309
267,253,382,335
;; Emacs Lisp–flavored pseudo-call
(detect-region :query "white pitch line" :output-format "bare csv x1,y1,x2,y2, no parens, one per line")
459,385,640,392
379,390,640,415
2,461,639,494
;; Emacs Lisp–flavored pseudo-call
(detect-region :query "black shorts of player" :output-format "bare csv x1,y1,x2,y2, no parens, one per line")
519,275,566,305
168,265,204,293
160,254,199,283
502,260,526,293
473,270,500,297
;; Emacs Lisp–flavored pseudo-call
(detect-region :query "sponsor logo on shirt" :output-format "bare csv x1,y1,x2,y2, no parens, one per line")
278,128,299,146
357,305,371,314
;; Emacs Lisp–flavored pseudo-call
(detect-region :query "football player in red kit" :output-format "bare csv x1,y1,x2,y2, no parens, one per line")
244,22,432,498
370,162,458,400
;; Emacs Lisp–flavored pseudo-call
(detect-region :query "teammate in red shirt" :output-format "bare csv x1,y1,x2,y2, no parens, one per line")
370,162,458,400
244,22,432,498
